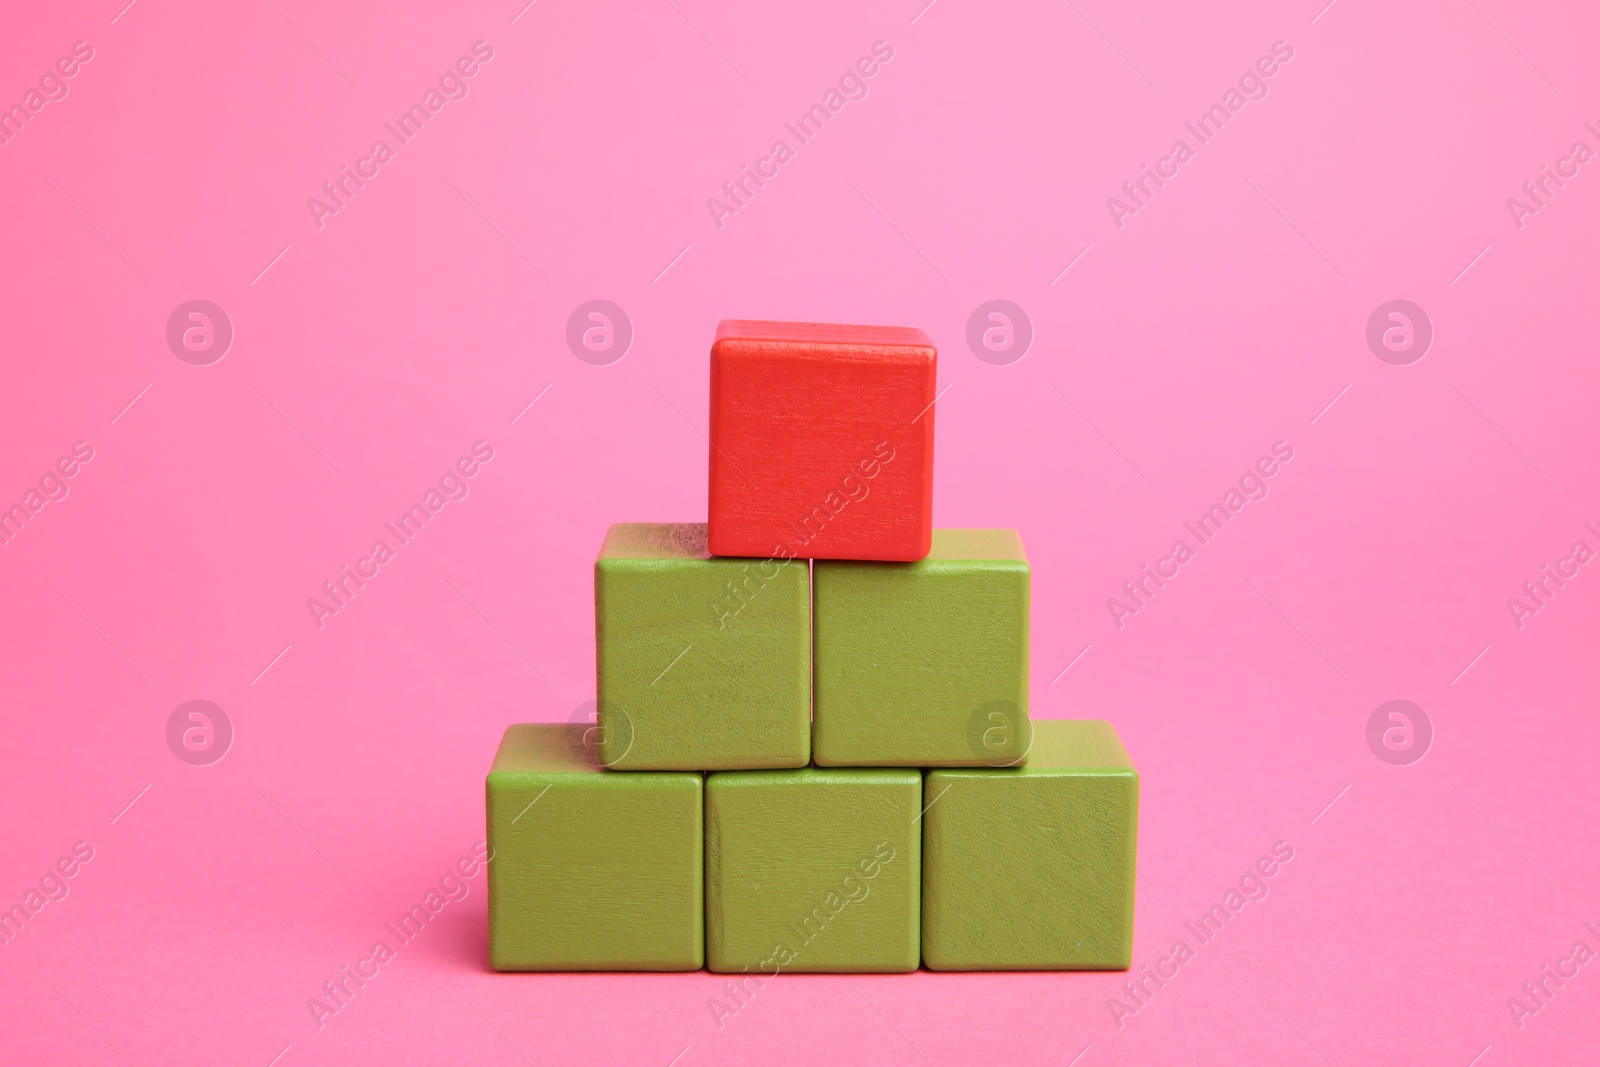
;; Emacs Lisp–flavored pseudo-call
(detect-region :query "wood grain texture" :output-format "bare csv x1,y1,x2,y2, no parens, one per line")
595,522,810,770
813,529,1030,767
705,768,921,973
485,723,704,971
707,319,936,562
922,719,1138,971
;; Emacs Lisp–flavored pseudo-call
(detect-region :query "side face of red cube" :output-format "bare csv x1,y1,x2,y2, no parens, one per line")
707,320,936,562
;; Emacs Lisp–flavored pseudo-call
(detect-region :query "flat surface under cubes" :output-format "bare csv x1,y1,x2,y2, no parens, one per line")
9,5,1596,1064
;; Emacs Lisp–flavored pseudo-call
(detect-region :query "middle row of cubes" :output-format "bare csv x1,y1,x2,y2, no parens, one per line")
597,522,1032,770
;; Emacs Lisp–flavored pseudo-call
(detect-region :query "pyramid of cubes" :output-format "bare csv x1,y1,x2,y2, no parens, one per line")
485,320,1139,972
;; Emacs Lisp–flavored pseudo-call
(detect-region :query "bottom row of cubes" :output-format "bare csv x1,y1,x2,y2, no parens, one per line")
485,719,1138,972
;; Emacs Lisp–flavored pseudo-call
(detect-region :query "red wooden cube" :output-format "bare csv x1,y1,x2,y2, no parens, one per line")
708,320,937,562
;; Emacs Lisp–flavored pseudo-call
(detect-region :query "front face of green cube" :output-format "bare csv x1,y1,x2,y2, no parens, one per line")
486,727,704,971
813,534,1029,767
922,723,1138,970
705,769,921,973
596,551,810,770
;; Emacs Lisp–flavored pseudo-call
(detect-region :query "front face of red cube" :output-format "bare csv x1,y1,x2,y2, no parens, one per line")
708,320,936,562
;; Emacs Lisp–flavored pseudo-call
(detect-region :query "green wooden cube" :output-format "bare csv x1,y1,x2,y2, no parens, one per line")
596,522,810,770
705,768,921,973
485,723,703,970
814,528,1030,767
922,719,1138,970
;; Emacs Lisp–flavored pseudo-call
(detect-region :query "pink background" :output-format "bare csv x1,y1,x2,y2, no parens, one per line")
2,0,1598,1064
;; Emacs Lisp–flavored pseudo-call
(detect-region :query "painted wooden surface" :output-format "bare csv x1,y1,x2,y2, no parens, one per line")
705,767,921,973
595,522,810,770
922,719,1138,971
813,529,1030,767
486,723,704,971
707,319,936,562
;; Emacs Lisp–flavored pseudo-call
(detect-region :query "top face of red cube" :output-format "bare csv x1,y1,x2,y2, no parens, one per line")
708,319,936,562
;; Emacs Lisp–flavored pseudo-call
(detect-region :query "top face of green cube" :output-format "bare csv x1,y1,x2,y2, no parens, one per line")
813,528,1029,768
598,522,712,561
489,722,604,777
935,718,1134,780
708,766,922,791
596,523,811,770
920,528,1028,562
